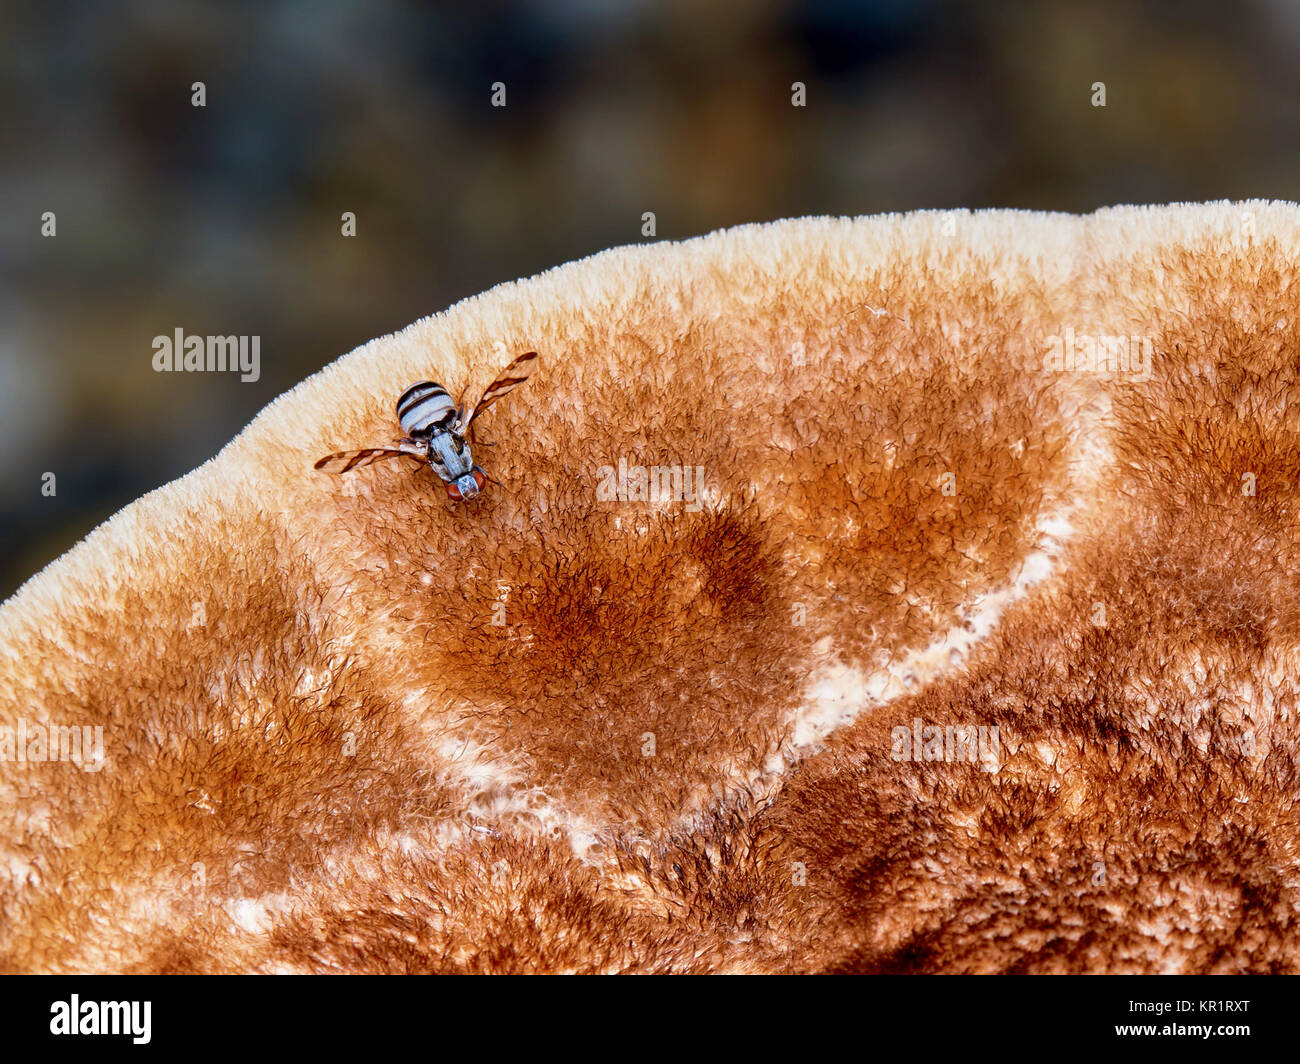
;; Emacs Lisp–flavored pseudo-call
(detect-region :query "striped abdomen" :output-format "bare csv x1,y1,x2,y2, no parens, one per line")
397,381,458,438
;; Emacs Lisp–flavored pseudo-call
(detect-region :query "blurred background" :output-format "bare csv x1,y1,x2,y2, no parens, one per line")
2,0,1299,598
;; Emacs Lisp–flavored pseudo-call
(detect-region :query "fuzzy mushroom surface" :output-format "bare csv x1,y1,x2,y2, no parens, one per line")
3,203,1300,973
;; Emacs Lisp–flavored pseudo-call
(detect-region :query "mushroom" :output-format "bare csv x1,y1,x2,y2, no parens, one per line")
1,203,1297,973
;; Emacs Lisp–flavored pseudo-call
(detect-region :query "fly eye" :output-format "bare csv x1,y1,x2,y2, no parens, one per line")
445,482,463,501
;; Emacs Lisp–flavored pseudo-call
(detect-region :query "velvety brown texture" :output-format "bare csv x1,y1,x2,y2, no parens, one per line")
2,204,1297,973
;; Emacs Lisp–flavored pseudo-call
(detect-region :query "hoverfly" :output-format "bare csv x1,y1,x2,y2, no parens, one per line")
314,351,537,501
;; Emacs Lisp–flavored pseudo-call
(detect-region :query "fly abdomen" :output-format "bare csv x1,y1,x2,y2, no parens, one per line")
397,381,458,438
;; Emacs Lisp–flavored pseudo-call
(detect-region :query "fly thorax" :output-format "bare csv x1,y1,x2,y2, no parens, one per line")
428,430,472,481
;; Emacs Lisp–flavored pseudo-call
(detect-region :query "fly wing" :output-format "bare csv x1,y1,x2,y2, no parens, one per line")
314,438,425,474
464,351,538,428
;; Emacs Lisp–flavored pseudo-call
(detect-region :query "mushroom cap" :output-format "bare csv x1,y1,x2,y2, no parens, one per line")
3,202,1300,972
